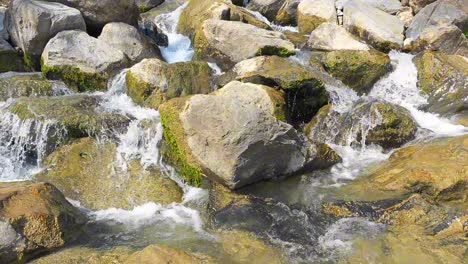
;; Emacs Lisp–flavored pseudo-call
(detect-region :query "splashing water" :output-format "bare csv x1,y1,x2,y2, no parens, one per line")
154,3,194,63
244,8,299,32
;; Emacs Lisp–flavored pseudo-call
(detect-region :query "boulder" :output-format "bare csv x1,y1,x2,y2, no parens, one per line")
123,245,214,264
126,58,212,109
41,30,129,92
159,81,319,189
0,72,70,100
413,51,468,117
36,137,183,210
405,0,468,55
351,0,401,14
217,55,331,125
0,6,8,40
194,19,295,70
410,0,438,13
0,38,24,73
0,182,86,263
5,0,86,69
343,0,405,52
98,22,161,65
246,0,286,22
307,23,370,51
297,0,337,34
136,0,165,12
42,0,140,36
275,0,299,26
321,49,392,94
307,100,418,149
397,6,414,28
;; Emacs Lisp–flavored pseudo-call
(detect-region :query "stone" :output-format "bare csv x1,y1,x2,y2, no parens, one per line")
136,0,165,12
413,51,468,117
126,58,212,109
123,245,214,264
307,100,418,149
397,6,414,28
405,25,468,56
321,49,392,94
36,137,183,210
159,81,319,189
217,55,332,125
348,0,402,14
98,22,161,65
307,23,370,51
41,30,129,92
0,72,70,100
0,38,24,73
0,6,8,40
194,19,295,70
343,0,405,52
246,0,286,22
297,0,337,34
0,182,86,263
5,0,86,69
275,0,299,26
410,0,437,13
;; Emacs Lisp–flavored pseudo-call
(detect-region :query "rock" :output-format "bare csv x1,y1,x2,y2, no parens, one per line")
8,95,131,139
42,0,139,36
217,55,331,125
405,0,468,55
283,31,309,48
124,245,214,264
0,72,70,100
246,0,286,22
178,0,271,37
0,6,8,40
126,58,212,109
136,0,165,12
413,51,468,117
343,0,405,52
307,23,370,51
31,247,133,264
307,100,418,149
137,19,169,47
0,38,24,73
159,81,318,189
98,22,161,65
321,49,392,94
410,0,437,13
194,19,295,71
36,137,183,210
5,0,86,69
41,30,129,92
0,181,86,263
297,0,337,34
275,0,299,26
140,0,187,20
397,6,414,28
351,0,402,14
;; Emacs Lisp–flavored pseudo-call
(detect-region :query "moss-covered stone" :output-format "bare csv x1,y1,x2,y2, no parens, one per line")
42,63,108,92
256,46,296,57
0,73,58,100
322,50,392,94
0,42,25,73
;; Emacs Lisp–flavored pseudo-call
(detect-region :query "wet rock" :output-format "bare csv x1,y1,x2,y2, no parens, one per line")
42,0,139,36
0,6,8,40
413,51,468,117
0,181,86,263
126,58,212,109
275,0,299,26
124,245,214,263
36,137,183,211
5,0,86,70
217,55,330,125
41,30,129,92
98,22,161,65
194,19,295,71
297,0,337,34
159,81,319,189
343,0,404,52
307,100,418,149
0,38,24,73
7,94,131,139
31,247,133,264
137,19,169,47
321,49,392,94
0,72,70,100
246,0,286,23
136,0,165,12
307,23,370,51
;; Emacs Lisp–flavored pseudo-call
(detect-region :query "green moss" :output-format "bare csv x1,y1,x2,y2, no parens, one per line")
138,5,151,13
159,98,203,187
126,70,155,105
256,46,295,57
375,41,396,53
263,87,288,123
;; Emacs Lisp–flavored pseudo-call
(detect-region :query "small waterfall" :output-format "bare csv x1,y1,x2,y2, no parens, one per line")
243,7,299,32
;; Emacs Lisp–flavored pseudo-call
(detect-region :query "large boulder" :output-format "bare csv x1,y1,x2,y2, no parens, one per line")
36,137,183,210
320,49,392,94
413,51,468,117
352,0,401,14
410,0,438,13
0,6,8,40
42,0,139,36
217,55,331,125
405,0,468,56
194,19,295,70
0,72,70,101
307,23,370,51
126,58,212,109
136,0,165,12
343,0,405,52
159,81,320,189
98,22,161,65
41,30,129,92
0,182,86,263
5,0,86,69
306,100,418,149
0,38,24,73
275,0,299,26
297,0,337,34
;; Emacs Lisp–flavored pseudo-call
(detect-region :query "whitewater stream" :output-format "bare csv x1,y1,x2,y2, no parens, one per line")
0,2,467,263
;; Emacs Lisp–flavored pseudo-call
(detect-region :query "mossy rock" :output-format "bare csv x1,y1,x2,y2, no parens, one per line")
322,49,391,95
0,72,65,100
36,137,183,210
42,63,109,92
0,40,25,73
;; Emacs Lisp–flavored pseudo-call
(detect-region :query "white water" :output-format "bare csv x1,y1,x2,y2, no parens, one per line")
154,3,194,63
